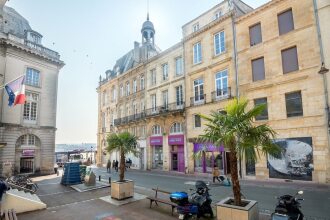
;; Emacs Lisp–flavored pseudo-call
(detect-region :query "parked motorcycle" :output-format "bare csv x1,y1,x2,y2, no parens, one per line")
170,180,213,219
271,191,304,220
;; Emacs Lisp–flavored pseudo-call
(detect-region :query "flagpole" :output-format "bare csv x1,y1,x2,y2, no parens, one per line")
0,74,25,90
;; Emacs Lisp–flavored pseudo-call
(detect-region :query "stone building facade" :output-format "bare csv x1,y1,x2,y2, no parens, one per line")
0,1,64,176
97,0,330,183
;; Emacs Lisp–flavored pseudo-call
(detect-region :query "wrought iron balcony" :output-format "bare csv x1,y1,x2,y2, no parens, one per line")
145,102,185,118
211,87,231,102
190,94,206,107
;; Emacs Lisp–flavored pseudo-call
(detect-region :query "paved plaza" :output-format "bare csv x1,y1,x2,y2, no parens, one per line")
17,168,330,220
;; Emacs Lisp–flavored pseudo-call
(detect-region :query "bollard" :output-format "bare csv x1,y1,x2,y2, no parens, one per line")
99,175,101,181
109,177,111,184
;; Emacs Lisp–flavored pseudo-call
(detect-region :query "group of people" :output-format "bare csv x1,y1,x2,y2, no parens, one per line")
106,158,133,173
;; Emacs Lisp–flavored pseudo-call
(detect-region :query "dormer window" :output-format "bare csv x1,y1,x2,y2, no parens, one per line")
26,31,42,45
214,10,222,20
193,23,199,32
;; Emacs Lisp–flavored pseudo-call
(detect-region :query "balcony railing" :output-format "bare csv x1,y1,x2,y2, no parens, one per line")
145,102,185,117
24,40,60,60
211,87,231,102
190,94,206,107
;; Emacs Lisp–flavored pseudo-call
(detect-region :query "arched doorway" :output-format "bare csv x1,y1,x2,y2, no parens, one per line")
15,134,41,174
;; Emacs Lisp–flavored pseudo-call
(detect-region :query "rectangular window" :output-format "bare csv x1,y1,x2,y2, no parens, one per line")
214,31,225,55
249,23,262,46
194,78,204,102
285,91,303,117
193,42,202,64
102,112,106,129
25,68,40,87
162,63,168,81
176,85,183,106
252,57,265,81
126,82,130,96
175,57,183,75
162,90,168,109
140,76,145,90
120,85,123,97
193,23,199,32
151,94,157,112
150,69,156,86
23,92,38,123
215,70,228,97
254,98,268,120
140,102,145,112
194,115,201,128
281,46,298,74
102,91,106,106
214,10,222,20
133,79,137,93
278,9,294,35
112,87,116,101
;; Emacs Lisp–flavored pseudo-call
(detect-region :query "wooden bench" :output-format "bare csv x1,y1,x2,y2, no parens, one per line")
0,209,17,220
146,187,178,216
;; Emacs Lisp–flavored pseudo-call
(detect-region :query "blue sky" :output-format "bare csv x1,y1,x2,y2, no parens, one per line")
6,0,269,144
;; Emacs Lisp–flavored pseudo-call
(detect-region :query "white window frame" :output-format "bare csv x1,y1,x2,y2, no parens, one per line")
214,10,222,20
176,85,184,107
152,125,162,136
162,90,168,109
151,94,157,113
133,79,137,93
140,75,145,90
214,31,226,56
194,114,202,128
23,92,39,124
193,42,202,64
170,122,183,134
162,63,168,81
151,69,156,86
120,85,124,97
175,57,183,76
25,68,40,87
126,81,130,96
193,78,204,103
193,23,199,32
215,69,228,98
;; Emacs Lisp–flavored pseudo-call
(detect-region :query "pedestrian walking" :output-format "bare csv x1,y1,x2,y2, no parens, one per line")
0,180,9,211
212,165,221,183
106,160,111,173
115,160,119,172
112,160,115,169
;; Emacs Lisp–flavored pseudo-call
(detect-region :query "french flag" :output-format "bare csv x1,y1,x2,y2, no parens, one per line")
5,75,26,106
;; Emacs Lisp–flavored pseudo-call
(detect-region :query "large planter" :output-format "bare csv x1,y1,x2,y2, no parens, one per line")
111,179,134,200
217,197,258,220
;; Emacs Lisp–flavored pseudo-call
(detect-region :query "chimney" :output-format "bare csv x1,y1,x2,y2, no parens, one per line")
134,41,140,63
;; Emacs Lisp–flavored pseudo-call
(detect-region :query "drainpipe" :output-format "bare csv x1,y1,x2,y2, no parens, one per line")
182,40,189,174
312,0,330,135
229,0,242,178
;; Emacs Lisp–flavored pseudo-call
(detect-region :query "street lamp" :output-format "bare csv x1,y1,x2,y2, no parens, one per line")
91,146,93,164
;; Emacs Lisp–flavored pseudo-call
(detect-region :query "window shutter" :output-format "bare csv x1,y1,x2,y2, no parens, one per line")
249,23,262,46
278,9,294,35
282,47,298,74
252,57,265,81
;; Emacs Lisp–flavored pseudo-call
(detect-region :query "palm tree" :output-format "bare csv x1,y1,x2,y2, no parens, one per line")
107,132,139,182
197,98,280,206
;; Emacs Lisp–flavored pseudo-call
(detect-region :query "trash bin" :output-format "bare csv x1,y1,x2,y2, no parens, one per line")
80,165,87,181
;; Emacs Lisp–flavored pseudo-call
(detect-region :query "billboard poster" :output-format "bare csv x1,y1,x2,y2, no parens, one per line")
268,137,313,181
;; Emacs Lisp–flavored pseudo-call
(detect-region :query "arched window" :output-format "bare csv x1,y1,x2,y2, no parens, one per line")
19,134,40,146
170,122,183,134
152,125,162,136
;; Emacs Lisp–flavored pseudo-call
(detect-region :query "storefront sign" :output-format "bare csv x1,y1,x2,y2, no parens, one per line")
168,135,184,145
150,136,163,146
22,149,35,156
193,143,224,152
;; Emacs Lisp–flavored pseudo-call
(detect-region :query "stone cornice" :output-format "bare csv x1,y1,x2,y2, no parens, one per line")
0,38,65,67
0,123,57,131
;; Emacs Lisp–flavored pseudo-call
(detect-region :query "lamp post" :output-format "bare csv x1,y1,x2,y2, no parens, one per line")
91,146,93,164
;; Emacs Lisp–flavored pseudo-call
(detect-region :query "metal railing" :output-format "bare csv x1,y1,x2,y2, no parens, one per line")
24,40,60,60
211,87,231,102
145,102,185,117
190,94,206,107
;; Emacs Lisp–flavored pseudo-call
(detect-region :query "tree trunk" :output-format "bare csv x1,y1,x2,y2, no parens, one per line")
119,150,125,182
230,147,241,206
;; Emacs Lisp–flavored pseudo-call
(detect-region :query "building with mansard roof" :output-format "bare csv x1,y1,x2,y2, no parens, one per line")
0,0,64,176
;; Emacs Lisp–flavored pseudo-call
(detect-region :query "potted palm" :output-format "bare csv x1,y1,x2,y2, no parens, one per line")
197,98,280,220
107,131,139,200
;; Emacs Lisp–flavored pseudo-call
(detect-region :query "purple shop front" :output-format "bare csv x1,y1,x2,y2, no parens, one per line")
193,143,226,173
168,135,185,173
150,136,163,146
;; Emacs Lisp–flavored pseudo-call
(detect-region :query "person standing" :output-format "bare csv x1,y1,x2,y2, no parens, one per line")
212,165,221,183
115,160,119,172
0,180,9,212
106,160,111,173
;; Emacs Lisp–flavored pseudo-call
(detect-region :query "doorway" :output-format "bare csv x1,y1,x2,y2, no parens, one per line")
172,153,178,171
20,157,34,173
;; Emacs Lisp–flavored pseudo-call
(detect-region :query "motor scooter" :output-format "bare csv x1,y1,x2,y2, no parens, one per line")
271,190,304,220
170,180,213,220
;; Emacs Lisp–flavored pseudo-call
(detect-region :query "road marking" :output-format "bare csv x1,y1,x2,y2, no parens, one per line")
47,198,98,209
38,190,75,197
184,181,196,185
38,182,61,186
